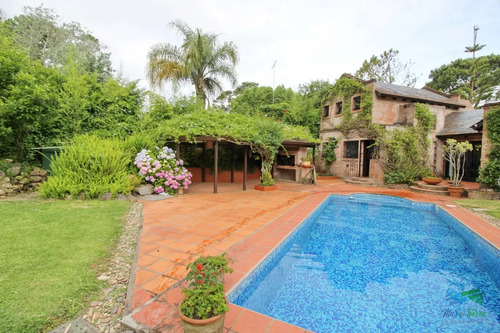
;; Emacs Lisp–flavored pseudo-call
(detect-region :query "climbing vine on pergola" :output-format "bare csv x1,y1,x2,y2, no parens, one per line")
155,109,317,185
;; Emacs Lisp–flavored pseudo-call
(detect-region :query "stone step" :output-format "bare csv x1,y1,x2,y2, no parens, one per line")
347,177,376,183
413,181,448,191
345,178,378,187
409,185,449,196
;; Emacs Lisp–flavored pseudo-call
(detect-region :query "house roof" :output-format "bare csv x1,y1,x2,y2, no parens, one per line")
437,109,484,136
375,82,466,108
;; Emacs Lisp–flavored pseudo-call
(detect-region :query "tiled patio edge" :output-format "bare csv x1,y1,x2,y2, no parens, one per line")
222,192,330,332
439,203,500,250
225,192,330,295
120,191,320,332
124,202,145,315
121,184,500,333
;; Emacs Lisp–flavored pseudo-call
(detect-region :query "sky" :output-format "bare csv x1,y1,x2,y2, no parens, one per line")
3,0,500,99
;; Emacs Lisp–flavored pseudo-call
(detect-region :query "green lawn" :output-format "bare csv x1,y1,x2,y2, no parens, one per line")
455,198,500,219
0,199,131,332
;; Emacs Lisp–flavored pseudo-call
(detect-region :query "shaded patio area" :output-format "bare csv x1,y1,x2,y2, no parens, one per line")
121,179,500,332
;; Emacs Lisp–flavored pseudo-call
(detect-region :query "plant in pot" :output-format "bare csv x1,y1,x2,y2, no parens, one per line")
254,166,277,191
179,259,232,333
178,281,228,333
301,156,311,167
188,253,234,284
444,139,473,197
422,175,442,185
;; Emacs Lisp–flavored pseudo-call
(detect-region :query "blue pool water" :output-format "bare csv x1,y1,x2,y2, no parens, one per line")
229,194,500,332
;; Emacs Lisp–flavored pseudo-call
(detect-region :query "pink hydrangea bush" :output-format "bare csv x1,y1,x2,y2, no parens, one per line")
135,147,193,194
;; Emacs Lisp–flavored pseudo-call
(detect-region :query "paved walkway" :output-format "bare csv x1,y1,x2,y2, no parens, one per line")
122,179,500,332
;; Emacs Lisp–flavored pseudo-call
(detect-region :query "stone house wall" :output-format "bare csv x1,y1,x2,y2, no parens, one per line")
319,81,468,179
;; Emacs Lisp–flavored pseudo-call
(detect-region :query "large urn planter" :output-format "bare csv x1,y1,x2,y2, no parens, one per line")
448,186,465,198
422,177,442,185
178,303,226,333
254,184,277,191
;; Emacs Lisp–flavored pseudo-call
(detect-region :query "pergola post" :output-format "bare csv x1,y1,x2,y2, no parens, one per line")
243,148,248,191
313,146,316,166
214,141,218,193
201,145,206,182
231,146,235,183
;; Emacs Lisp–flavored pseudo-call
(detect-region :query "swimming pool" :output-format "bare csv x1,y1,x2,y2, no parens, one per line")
229,194,500,332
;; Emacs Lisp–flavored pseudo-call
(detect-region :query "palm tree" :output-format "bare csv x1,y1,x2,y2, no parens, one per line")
147,20,239,106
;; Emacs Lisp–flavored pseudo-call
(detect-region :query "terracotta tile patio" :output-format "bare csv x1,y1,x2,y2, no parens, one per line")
121,179,500,332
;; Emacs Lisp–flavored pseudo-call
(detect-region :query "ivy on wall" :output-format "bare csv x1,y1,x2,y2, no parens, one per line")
378,103,434,184
328,77,375,135
326,77,435,183
322,138,338,175
478,105,500,189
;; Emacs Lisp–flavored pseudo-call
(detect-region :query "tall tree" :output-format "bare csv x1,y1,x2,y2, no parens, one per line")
6,5,112,79
147,20,239,106
355,49,418,87
427,55,500,108
464,25,485,59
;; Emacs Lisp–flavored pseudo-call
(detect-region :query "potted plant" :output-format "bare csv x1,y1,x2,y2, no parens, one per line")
188,253,234,283
444,139,473,198
178,282,228,333
178,255,234,333
301,156,311,167
254,168,277,191
422,175,442,185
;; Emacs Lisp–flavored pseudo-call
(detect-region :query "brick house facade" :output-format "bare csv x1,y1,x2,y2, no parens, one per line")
319,74,482,181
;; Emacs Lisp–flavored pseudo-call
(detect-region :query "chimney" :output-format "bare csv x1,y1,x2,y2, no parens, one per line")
449,93,461,101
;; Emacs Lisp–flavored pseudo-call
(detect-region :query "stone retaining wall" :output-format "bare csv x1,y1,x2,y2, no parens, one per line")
0,160,48,198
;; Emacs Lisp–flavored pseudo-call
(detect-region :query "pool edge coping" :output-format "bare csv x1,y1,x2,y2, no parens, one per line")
223,191,500,332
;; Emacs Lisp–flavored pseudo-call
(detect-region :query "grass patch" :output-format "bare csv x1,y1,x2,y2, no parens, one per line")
0,199,131,332
455,198,500,219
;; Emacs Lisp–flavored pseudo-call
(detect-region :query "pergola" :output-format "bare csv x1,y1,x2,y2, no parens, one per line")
168,136,317,193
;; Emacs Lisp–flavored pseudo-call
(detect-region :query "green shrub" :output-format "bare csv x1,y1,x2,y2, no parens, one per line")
478,106,500,189
122,133,160,172
322,138,338,175
478,148,500,189
384,172,413,184
39,134,134,198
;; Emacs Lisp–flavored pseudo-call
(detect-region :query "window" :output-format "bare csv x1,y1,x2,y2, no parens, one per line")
323,105,330,117
352,96,361,111
344,141,359,158
336,102,342,115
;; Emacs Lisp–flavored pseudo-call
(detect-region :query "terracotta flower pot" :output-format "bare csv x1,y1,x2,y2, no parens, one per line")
178,298,227,333
422,177,442,185
254,184,277,191
448,186,465,198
